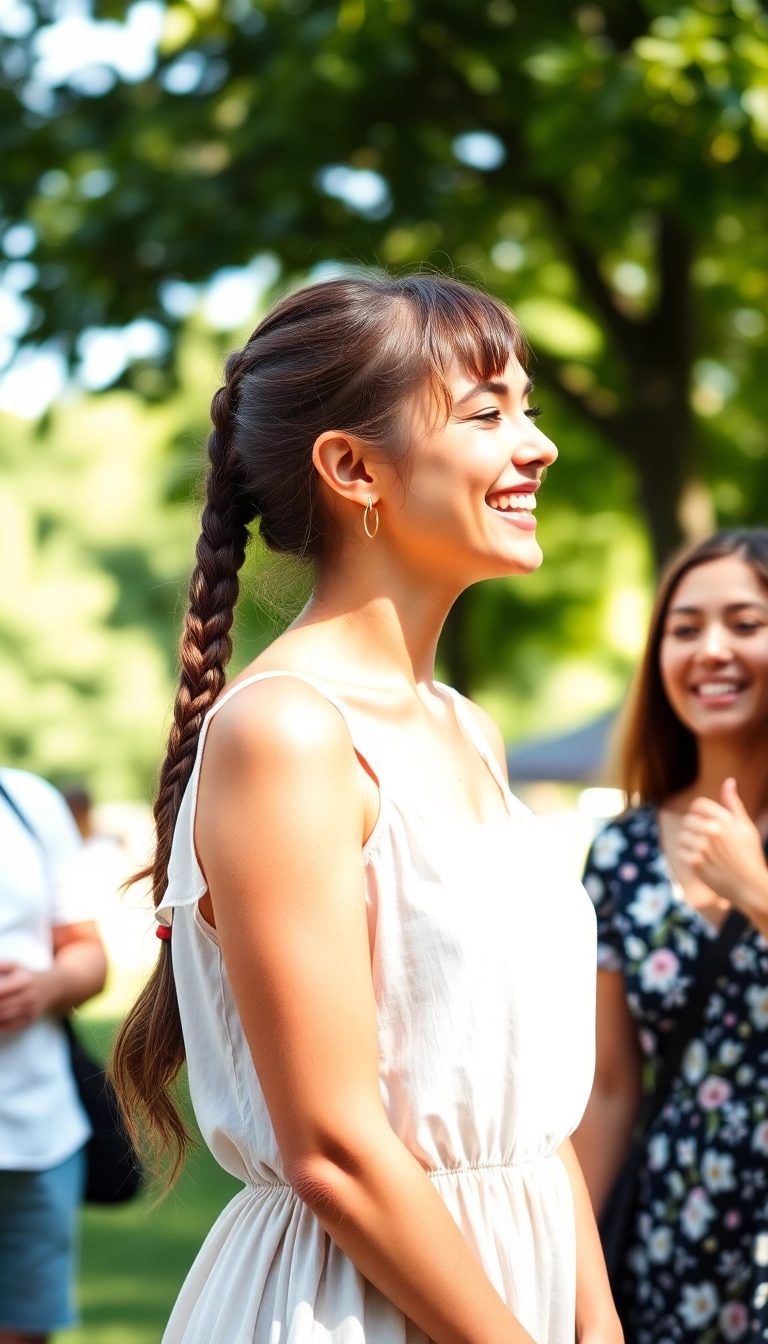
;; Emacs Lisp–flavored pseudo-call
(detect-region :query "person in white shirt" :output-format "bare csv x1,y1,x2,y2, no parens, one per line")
0,768,106,1344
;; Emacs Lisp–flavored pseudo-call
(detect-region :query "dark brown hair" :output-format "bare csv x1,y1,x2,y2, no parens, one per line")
111,271,526,1175
619,528,768,805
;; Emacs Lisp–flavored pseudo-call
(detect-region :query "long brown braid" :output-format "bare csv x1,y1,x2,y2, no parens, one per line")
110,273,527,1178
111,348,256,1175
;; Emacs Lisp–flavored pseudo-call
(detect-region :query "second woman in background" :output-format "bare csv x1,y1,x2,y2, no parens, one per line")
575,529,768,1344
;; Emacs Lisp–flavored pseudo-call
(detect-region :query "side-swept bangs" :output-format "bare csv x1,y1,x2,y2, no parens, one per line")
304,271,528,453
396,273,529,418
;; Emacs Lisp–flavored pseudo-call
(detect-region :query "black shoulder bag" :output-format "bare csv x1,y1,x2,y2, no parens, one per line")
600,906,748,1302
0,776,142,1204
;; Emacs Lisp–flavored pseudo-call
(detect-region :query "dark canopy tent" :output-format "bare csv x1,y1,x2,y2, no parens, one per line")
505,712,616,784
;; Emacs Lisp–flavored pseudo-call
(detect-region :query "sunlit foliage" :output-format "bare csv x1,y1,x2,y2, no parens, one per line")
1,0,767,792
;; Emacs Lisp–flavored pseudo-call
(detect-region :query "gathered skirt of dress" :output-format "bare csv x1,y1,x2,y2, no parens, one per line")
163,1156,577,1344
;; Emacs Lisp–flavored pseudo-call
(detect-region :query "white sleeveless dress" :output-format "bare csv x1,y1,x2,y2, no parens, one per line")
156,673,596,1344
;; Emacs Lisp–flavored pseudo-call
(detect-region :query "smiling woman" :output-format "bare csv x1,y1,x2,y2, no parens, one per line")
111,272,614,1344
574,528,768,1344
621,530,768,806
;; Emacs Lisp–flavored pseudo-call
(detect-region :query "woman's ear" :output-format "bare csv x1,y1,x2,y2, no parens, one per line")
312,431,377,507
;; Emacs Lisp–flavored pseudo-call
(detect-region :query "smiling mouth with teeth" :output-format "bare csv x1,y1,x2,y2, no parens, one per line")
488,492,538,512
693,681,745,699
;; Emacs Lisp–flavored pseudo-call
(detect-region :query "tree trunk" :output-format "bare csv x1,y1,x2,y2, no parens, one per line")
620,216,695,568
618,398,693,567
549,212,695,570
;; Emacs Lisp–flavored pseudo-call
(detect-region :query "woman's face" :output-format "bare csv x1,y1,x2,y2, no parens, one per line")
659,555,768,742
384,357,558,586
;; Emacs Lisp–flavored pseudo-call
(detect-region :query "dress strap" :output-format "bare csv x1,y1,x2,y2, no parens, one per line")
157,671,380,921
203,671,355,739
199,670,379,784
435,684,513,816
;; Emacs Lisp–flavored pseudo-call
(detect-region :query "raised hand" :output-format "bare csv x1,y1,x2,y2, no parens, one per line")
677,778,768,924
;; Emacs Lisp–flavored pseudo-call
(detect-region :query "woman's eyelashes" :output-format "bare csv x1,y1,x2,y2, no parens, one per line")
471,408,502,423
469,403,542,424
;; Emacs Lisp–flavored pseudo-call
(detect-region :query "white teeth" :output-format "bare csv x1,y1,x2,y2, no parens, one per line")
697,682,741,696
488,492,537,512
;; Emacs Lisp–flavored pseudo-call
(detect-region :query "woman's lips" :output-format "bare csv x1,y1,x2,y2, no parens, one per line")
690,680,747,707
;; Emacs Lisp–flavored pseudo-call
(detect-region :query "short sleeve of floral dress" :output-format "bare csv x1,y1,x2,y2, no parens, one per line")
584,805,768,1344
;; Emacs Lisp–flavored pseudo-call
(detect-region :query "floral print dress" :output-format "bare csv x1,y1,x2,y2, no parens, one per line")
585,805,768,1344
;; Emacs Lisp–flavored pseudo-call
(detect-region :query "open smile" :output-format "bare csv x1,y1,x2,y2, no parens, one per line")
486,488,538,532
690,679,748,707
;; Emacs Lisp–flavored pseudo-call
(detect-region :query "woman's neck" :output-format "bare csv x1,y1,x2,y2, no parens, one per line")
672,735,768,820
292,553,462,691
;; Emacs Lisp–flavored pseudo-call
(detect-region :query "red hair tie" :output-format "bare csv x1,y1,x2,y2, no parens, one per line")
156,924,172,941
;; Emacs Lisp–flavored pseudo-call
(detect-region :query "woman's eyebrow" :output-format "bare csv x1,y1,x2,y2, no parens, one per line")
454,376,533,407
668,601,768,616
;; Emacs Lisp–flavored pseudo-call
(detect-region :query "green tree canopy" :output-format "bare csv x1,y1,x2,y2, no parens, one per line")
1,0,767,792
3,0,768,563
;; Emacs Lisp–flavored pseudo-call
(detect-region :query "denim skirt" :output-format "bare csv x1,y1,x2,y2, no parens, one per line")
0,1145,86,1332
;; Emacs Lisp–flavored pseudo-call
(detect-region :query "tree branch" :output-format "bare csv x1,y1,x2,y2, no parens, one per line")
533,182,649,367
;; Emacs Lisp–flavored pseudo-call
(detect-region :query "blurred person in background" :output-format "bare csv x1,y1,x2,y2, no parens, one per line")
61,785,94,843
62,782,126,904
0,768,107,1344
574,529,768,1344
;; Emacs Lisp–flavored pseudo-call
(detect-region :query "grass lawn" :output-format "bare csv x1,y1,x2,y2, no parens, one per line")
54,1017,241,1344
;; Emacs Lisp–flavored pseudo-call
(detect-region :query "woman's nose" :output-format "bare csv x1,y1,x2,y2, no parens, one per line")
700,621,731,659
515,427,557,468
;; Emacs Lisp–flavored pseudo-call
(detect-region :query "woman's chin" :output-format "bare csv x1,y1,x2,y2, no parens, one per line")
499,537,544,575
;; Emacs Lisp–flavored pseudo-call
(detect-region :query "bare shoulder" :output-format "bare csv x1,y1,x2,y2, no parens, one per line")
456,695,509,780
202,673,356,783
194,673,368,890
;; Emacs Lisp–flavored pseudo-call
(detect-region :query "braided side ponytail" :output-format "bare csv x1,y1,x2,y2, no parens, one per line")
111,350,256,1178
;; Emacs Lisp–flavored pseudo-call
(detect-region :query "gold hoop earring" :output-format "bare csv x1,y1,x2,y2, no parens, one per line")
363,495,379,539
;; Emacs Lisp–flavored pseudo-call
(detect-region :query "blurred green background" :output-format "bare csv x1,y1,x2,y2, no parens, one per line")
54,1018,241,1344
1,0,767,1336
3,0,768,799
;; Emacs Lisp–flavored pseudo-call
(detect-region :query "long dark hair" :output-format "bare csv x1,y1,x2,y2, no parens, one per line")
620,528,768,805
111,272,527,1176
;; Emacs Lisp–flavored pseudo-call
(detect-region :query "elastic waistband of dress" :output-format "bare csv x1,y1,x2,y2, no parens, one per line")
240,1176,289,1192
426,1154,559,1179
239,1152,559,1192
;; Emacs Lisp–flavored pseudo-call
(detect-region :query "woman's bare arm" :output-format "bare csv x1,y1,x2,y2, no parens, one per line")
195,679,534,1344
558,1138,622,1343
571,970,642,1217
